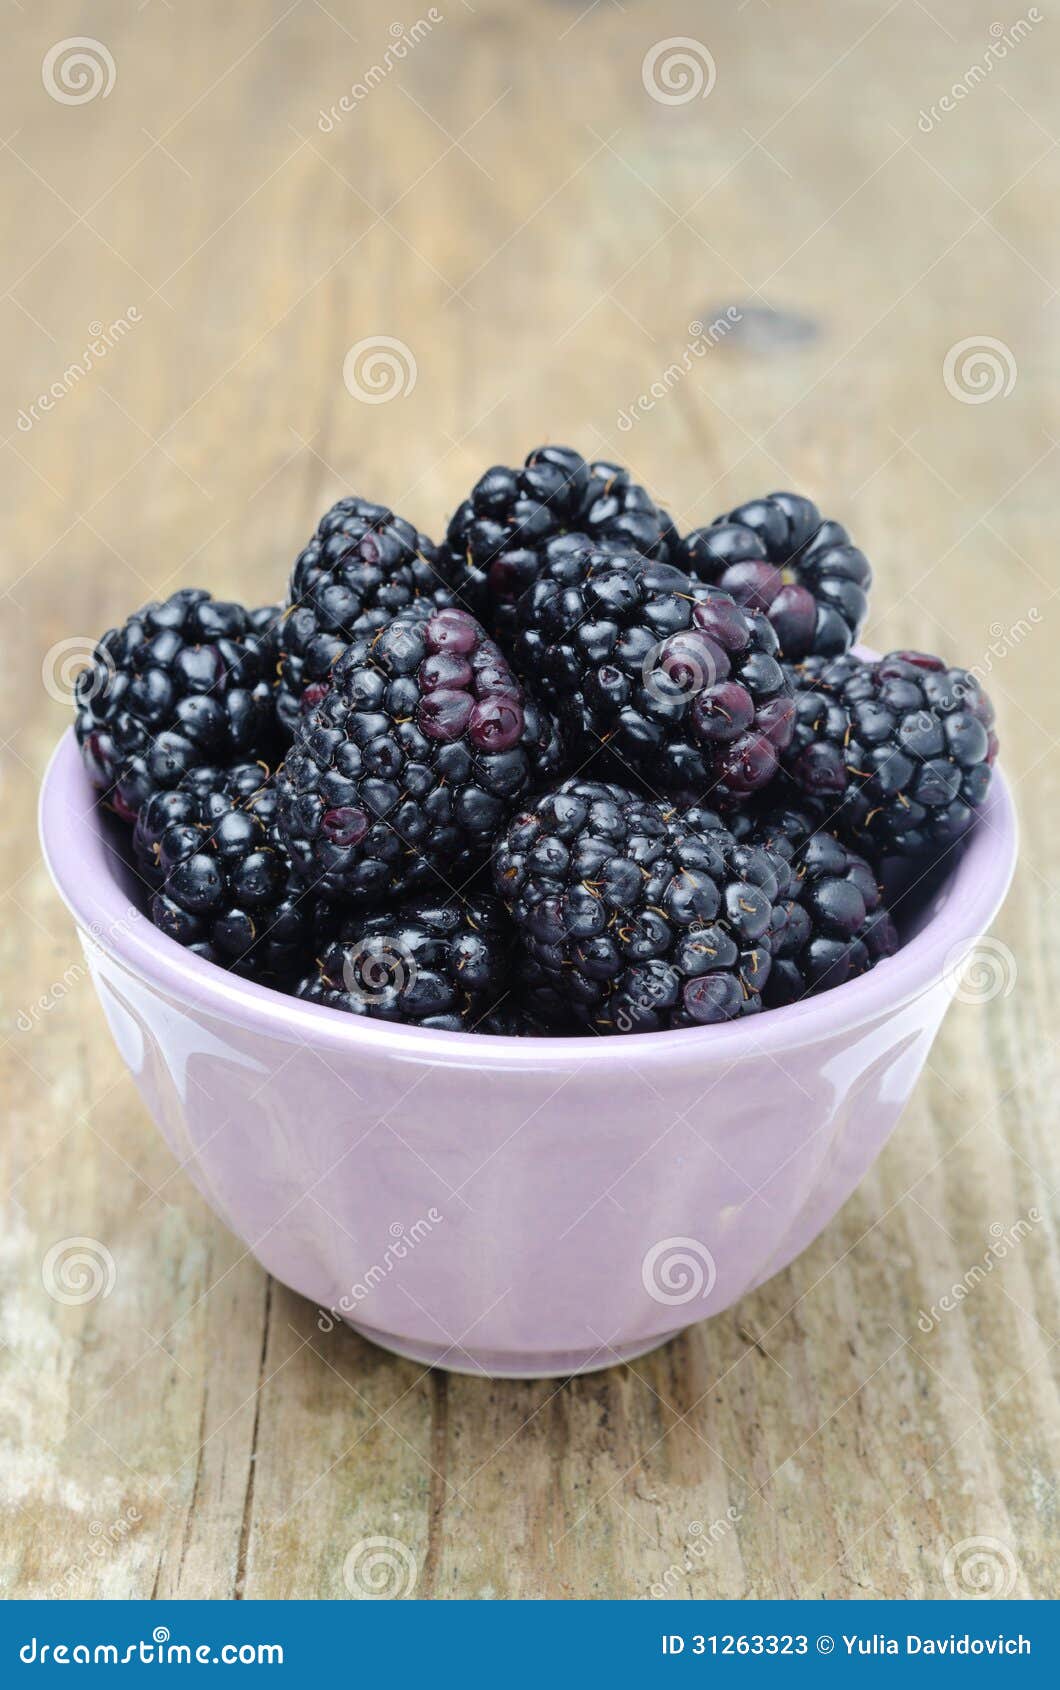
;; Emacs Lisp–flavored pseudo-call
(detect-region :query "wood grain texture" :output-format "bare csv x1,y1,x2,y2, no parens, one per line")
2,0,1058,1600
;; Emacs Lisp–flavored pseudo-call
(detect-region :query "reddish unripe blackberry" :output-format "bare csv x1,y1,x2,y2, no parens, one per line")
513,551,795,804
743,803,898,1004
277,604,564,903
74,589,277,820
444,445,674,641
295,895,510,1032
783,650,997,862
675,491,871,660
276,496,450,733
134,760,328,979
493,779,789,1034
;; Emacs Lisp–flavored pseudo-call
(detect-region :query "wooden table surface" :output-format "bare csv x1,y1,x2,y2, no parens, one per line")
3,0,1058,1600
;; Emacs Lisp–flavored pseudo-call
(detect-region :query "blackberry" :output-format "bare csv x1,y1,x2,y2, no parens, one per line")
783,651,997,862
132,757,278,877
744,804,899,1005
492,779,788,1033
133,761,327,979
295,894,510,1031
444,445,674,641
513,551,795,804
74,590,277,821
277,603,564,903
276,496,450,734
675,492,871,660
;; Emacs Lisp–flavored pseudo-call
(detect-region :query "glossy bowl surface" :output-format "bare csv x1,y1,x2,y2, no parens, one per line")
40,727,1017,1376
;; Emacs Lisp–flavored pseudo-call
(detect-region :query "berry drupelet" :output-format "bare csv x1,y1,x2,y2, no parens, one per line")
276,496,450,734
743,803,898,1005
74,589,276,821
675,491,872,661
277,603,564,903
783,650,997,862
246,603,283,667
492,779,788,1033
295,894,511,1032
444,445,674,642
133,760,326,979
513,550,795,804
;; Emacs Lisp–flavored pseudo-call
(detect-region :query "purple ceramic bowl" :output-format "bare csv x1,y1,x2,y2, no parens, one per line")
40,726,1017,1378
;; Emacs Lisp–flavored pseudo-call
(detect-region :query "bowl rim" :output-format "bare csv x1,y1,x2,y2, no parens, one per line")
39,725,1018,1068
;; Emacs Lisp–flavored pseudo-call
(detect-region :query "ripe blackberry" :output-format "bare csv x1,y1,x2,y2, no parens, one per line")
675,492,871,660
444,445,674,641
133,761,327,979
132,758,276,875
295,894,510,1032
276,496,450,734
783,651,998,862
743,804,899,1005
74,590,277,821
277,603,564,903
513,551,795,804
492,779,788,1033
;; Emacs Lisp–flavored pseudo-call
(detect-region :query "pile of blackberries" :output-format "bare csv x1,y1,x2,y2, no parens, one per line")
73,446,997,1035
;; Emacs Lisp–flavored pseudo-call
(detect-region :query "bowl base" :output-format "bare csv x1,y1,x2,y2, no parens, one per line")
344,1319,687,1379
